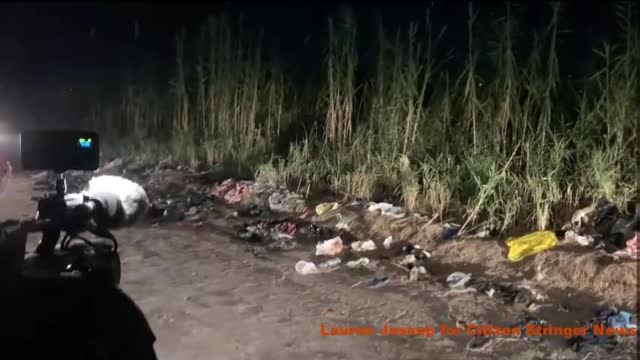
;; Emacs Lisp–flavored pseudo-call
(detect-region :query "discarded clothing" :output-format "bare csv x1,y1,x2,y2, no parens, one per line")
506,231,558,262
315,202,339,215
315,236,344,256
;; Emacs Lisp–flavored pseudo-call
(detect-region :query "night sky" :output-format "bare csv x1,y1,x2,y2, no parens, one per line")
0,2,621,130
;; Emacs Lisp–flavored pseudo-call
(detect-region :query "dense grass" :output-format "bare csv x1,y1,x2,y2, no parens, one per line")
93,3,638,231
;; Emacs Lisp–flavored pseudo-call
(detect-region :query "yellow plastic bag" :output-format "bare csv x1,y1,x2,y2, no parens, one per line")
315,202,339,215
506,231,558,262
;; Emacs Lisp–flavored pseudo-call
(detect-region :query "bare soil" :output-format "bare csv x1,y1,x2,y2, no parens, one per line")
2,174,637,359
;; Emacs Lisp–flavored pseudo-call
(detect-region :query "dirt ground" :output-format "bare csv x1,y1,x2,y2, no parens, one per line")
2,174,637,360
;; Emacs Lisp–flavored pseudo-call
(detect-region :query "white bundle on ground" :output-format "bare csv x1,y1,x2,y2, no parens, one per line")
80,175,149,227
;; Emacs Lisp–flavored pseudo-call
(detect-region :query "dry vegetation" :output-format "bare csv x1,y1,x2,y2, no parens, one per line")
90,3,638,232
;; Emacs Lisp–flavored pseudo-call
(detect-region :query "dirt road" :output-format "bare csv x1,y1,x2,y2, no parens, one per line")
2,174,634,359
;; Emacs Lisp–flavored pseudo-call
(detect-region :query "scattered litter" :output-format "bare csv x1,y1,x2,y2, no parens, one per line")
346,257,371,269
335,220,351,231
188,192,206,206
442,223,461,240
563,199,637,254
162,200,189,222
565,230,595,247
447,272,472,289
237,226,262,243
249,182,277,195
367,202,406,219
275,221,297,236
409,266,427,281
186,206,198,216
315,202,339,215
309,224,335,239
318,258,342,272
295,259,341,274
31,170,49,182
97,158,125,175
470,279,537,305
364,274,390,289
466,336,495,353
383,236,393,249
268,190,307,213
236,205,270,218
565,203,597,232
612,232,639,260
506,231,558,262
570,309,622,352
473,223,494,239
399,254,417,267
607,311,637,329
211,179,249,204
315,236,344,256
295,260,319,275
349,200,367,207
352,273,390,289
402,244,431,260
224,181,252,204
350,240,377,252
267,237,298,251
516,283,548,302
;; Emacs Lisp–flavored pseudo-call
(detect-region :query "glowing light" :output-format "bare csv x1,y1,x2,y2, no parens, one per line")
78,137,92,148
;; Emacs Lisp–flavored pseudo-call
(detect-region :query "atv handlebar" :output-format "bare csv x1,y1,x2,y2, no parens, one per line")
32,192,119,256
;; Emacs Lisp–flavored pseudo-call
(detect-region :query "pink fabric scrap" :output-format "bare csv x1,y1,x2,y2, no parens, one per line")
625,232,639,259
223,182,252,204
276,221,297,236
211,179,236,198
